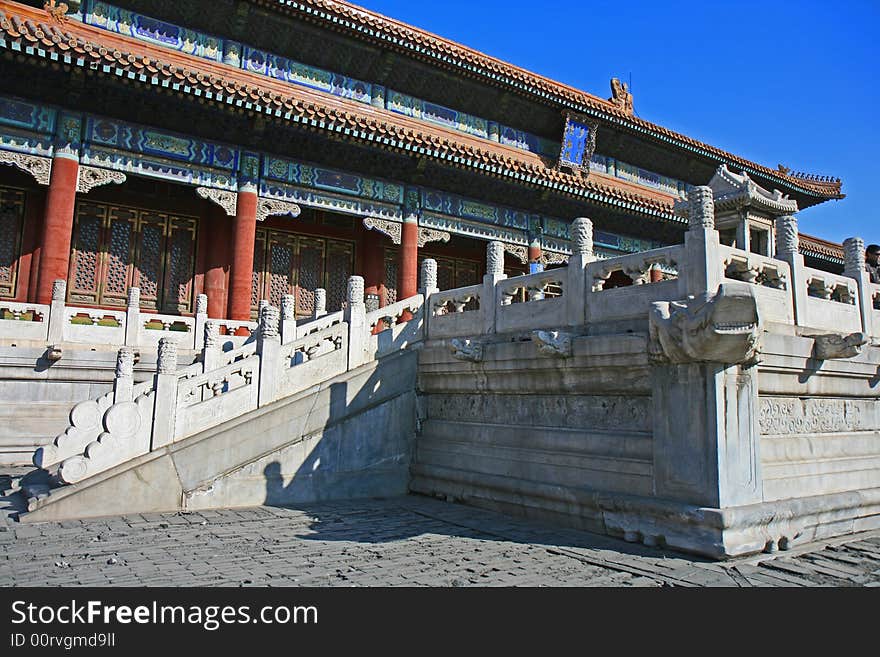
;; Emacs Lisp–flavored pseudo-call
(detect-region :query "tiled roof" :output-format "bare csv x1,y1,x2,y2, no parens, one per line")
799,233,844,263
253,0,843,201
0,1,682,220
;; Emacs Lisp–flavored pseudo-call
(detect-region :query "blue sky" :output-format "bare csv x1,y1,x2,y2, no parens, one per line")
357,0,878,244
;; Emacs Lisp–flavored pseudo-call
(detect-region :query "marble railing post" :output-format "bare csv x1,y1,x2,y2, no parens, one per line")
775,214,807,326
193,294,208,350
257,305,281,406
420,258,438,337
202,321,224,375
113,347,135,403
313,288,327,319
843,236,872,335
567,217,593,326
151,337,179,449
124,287,140,346
683,186,722,298
344,276,367,369
47,279,67,344
280,294,296,343
484,241,506,334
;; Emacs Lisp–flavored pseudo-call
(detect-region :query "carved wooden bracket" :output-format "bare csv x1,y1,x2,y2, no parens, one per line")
77,166,126,194
541,251,569,266
503,244,528,265
257,198,301,222
363,217,402,244
196,187,238,216
0,151,52,185
418,227,451,248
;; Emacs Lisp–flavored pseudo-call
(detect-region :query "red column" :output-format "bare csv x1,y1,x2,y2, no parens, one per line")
205,206,230,318
227,187,258,321
35,155,79,304
528,239,543,274
398,218,418,300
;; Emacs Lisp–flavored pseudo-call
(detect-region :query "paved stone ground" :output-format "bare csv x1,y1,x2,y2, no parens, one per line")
2,479,880,587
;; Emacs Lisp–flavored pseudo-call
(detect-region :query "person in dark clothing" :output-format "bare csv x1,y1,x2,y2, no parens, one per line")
867,244,880,283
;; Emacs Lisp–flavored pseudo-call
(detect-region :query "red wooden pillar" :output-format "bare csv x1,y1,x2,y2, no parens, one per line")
528,238,543,274
398,217,418,300
227,185,258,321
35,154,79,304
205,206,230,318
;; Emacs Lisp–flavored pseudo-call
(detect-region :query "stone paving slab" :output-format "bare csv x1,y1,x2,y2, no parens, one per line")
1,493,879,587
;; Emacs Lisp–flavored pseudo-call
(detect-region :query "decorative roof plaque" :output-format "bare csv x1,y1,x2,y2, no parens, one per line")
557,112,598,176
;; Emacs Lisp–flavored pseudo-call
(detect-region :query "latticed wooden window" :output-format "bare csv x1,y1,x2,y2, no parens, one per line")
384,249,398,305
0,186,26,299
252,228,352,318
67,201,197,312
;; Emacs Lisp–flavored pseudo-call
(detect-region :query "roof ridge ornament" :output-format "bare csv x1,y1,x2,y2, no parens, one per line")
609,78,634,116
43,1,72,24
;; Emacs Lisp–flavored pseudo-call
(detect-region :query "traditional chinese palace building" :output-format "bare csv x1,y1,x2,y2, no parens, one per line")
0,0,845,324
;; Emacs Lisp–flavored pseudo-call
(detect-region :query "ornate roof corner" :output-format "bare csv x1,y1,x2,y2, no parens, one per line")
709,164,799,215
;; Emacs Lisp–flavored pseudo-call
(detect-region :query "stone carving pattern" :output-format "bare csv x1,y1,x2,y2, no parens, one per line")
759,398,865,435
157,337,178,374
259,305,280,339
418,228,451,248
843,237,865,276
363,217,402,244
421,258,438,291
486,241,505,276
204,321,221,349
52,279,67,302
257,198,301,222
281,294,296,321
127,286,140,308
427,394,650,432
314,288,327,315
195,187,237,216
688,186,715,230
775,215,799,257
115,347,135,379
76,166,126,194
808,332,867,360
532,330,573,357
571,218,594,255
347,276,365,306
0,151,52,185
195,293,208,315
449,338,483,362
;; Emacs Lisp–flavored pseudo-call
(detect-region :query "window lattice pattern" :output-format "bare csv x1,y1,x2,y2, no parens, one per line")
326,241,354,312
70,208,103,303
384,252,398,305
268,242,292,308
137,222,163,304
167,220,196,312
0,187,25,298
105,219,132,297
296,240,323,316
67,201,198,311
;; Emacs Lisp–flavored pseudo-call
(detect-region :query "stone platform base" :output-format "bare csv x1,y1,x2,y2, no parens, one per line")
410,463,880,558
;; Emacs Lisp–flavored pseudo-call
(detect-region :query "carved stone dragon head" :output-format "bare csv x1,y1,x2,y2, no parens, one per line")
649,282,762,365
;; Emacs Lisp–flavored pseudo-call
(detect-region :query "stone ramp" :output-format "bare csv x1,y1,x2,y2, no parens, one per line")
18,349,419,523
